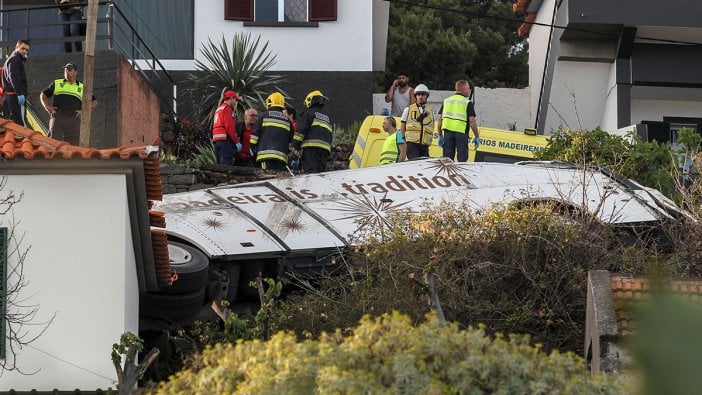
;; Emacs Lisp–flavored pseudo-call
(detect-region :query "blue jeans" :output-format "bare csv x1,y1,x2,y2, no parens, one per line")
214,140,234,165
60,12,83,53
442,130,468,162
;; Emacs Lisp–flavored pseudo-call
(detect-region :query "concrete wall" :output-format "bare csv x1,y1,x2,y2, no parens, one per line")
373,87,533,132
25,51,159,149
117,57,160,147
544,61,612,133
2,174,139,390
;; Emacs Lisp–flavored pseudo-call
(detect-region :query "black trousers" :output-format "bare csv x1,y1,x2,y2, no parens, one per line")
4,95,25,126
406,142,429,159
302,147,329,173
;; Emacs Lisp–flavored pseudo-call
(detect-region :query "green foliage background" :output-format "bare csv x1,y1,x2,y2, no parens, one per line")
377,0,528,91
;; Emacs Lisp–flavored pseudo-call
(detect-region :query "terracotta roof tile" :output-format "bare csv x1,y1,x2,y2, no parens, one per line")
0,119,170,290
517,12,537,37
151,229,172,288
611,275,702,336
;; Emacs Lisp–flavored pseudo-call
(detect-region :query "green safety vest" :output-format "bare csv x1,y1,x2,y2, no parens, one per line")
380,132,401,165
53,78,83,101
441,94,470,134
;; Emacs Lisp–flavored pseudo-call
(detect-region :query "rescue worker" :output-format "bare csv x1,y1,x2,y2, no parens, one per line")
400,83,434,159
211,90,242,165
293,90,333,173
2,39,30,126
436,79,480,162
379,116,406,165
40,62,97,145
250,92,292,171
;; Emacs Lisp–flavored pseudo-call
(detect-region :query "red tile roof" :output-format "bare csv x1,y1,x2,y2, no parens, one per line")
611,275,702,336
512,0,536,37
0,119,171,287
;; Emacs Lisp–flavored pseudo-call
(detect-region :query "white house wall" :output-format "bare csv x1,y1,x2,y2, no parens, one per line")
544,61,610,133
631,100,702,125
159,0,379,72
373,87,533,131
528,0,556,124
600,63,618,131
2,174,138,390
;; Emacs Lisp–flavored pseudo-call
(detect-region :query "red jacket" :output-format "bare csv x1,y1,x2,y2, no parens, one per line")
212,103,238,143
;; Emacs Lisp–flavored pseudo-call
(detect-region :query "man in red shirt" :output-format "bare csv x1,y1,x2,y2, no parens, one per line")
211,90,241,165
236,107,258,166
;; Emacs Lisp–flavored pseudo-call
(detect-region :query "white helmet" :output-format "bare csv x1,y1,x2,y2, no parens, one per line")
414,83,430,97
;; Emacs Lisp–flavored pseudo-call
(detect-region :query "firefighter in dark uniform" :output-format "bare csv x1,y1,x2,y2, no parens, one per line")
250,92,292,171
39,62,97,145
293,90,332,173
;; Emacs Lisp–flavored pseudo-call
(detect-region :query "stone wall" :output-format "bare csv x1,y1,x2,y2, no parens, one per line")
160,144,352,193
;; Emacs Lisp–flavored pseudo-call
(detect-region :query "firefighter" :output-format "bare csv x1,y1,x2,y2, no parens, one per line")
293,90,332,173
211,90,242,165
250,92,292,171
400,83,434,159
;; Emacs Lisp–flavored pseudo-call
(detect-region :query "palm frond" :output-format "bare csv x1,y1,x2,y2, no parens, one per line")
184,32,287,125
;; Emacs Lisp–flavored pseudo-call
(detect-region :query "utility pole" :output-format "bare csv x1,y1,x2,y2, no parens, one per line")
79,0,98,147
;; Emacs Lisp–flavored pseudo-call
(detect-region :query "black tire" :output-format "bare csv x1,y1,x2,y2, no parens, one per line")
161,241,209,294
140,287,206,322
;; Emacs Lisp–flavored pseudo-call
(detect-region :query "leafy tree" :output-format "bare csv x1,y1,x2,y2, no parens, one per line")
378,0,528,91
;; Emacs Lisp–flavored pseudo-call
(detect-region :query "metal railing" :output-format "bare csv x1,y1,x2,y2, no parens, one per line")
0,1,177,117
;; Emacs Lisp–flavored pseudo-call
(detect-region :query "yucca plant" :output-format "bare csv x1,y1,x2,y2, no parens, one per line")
189,142,216,167
183,33,286,124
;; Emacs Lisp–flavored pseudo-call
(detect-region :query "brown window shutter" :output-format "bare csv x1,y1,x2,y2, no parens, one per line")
225,0,253,21
309,0,337,21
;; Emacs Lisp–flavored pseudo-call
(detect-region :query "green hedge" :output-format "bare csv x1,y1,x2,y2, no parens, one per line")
152,312,627,394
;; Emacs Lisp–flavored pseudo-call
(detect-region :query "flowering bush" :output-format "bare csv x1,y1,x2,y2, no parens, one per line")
162,118,212,162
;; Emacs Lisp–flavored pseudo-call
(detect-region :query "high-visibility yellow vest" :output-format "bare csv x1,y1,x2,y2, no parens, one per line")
53,78,83,101
404,103,434,145
380,132,401,165
441,94,470,134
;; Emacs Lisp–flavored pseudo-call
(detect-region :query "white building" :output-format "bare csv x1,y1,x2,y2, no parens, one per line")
0,121,168,390
514,0,702,141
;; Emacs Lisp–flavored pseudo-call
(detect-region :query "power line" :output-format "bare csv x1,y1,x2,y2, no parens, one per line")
26,343,117,383
383,0,702,46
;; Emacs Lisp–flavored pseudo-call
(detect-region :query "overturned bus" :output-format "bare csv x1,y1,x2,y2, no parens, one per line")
147,158,685,325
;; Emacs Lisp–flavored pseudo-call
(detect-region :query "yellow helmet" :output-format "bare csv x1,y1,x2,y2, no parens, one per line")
304,90,328,108
266,92,285,109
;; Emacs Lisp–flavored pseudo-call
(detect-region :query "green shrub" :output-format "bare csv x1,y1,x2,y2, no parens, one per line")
535,128,676,197
273,203,654,353
152,312,628,394
333,120,361,147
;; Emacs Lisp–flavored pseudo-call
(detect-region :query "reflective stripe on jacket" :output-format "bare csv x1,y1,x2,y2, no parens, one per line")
251,109,292,164
212,103,237,143
404,103,434,145
380,132,402,165
441,94,470,134
294,108,333,152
